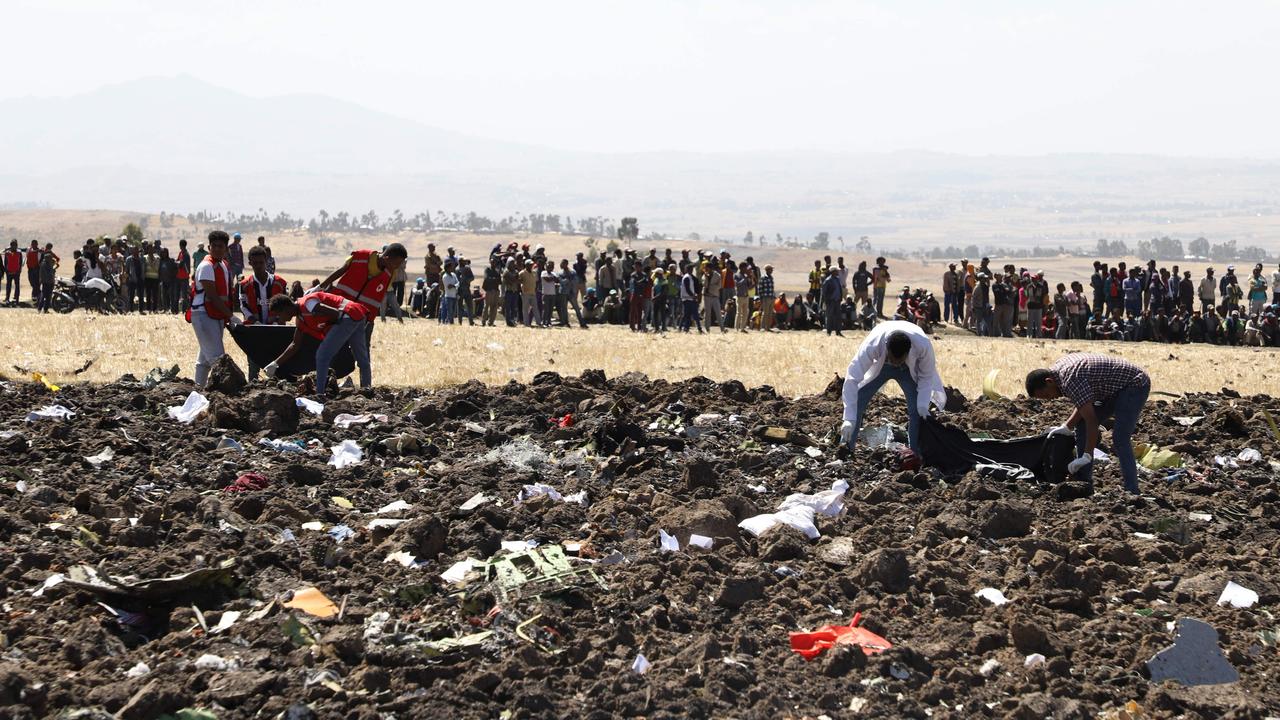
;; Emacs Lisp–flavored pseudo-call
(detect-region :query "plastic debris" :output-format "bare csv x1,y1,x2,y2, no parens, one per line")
375,500,413,514
211,610,240,634
1145,618,1239,686
283,587,339,618
1217,581,1258,609
259,437,306,453
25,404,75,422
84,447,115,466
1236,448,1262,464
979,658,1002,677
688,534,714,549
296,397,324,415
300,521,323,531
1172,416,1204,426
1136,444,1183,470
331,496,354,509
482,438,551,471
516,483,586,505
31,371,60,392
333,413,388,428
441,559,478,584
367,518,408,530
858,424,897,448
974,588,1009,606
779,479,849,518
659,529,680,553
459,492,491,511
167,392,209,424
803,446,823,458
739,505,819,540
790,612,892,660
31,573,65,597
631,654,651,675
223,472,269,493
386,551,424,568
982,368,1005,400
193,654,231,671
501,539,539,553
1024,653,1046,668
327,525,355,543
125,661,151,678
328,440,363,468
215,436,243,453
549,413,574,428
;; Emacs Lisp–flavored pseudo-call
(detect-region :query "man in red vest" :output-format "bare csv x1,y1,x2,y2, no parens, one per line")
188,231,240,388
238,245,288,380
316,243,408,340
3,240,22,306
264,291,371,400
25,240,41,309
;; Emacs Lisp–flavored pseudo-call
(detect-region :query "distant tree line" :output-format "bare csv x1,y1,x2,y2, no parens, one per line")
156,208,618,238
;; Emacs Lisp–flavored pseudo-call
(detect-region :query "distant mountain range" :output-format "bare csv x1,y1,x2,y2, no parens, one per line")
2,75,1279,246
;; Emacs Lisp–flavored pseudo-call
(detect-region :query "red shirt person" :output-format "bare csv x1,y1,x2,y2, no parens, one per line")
265,292,372,401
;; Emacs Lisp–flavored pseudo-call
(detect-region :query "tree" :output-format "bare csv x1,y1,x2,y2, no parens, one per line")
855,236,872,253
811,231,830,250
122,223,144,244
743,231,754,246
617,217,639,246
1188,236,1210,258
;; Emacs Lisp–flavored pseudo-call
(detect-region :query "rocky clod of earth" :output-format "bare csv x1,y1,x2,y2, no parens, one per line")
0,370,1278,718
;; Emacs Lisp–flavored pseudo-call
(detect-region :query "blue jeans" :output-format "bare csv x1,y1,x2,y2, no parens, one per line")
1075,382,1149,494
852,363,922,452
317,317,372,395
873,287,886,316
439,296,456,324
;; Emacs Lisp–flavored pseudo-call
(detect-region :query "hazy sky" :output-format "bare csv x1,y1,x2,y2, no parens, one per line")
9,0,1280,156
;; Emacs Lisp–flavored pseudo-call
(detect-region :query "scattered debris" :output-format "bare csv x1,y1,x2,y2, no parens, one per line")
223,472,269,493
974,588,1010,606
1217,581,1258,609
25,404,75,422
296,397,324,415
790,612,892,660
631,654,651,675
328,440,363,468
282,587,339,618
83,447,115,466
333,413,388,428
167,391,209,424
1146,618,1239,686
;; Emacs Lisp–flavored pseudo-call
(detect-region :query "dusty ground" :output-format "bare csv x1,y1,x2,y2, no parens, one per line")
0,365,1278,719
1,314,1278,400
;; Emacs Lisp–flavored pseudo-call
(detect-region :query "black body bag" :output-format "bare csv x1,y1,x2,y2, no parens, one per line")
228,324,355,380
918,416,1075,483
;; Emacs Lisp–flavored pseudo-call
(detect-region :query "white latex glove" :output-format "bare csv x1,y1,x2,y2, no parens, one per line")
226,315,243,328
839,420,855,445
1048,425,1074,437
1067,454,1092,473
263,361,278,378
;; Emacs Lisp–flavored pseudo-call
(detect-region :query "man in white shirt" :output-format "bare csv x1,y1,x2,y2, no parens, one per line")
1271,263,1280,306
838,320,947,453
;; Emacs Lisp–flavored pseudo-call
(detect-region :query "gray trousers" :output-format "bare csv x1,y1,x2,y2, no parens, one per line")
994,305,1014,338
192,310,225,387
1027,308,1043,338
522,293,537,326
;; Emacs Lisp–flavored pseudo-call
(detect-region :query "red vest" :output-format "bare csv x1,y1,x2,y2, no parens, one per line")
239,273,287,324
331,249,391,317
25,249,39,270
297,290,367,340
176,249,191,280
188,258,232,320
2,250,19,274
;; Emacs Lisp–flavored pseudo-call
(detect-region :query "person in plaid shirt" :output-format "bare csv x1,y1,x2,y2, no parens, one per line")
1025,353,1151,494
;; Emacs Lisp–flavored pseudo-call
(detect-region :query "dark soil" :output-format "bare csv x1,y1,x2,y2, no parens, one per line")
0,368,1278,719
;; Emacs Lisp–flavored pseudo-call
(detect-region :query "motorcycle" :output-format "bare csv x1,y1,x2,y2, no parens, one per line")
50,276,126,314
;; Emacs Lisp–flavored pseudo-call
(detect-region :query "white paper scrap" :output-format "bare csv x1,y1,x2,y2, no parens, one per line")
166,392,209,424
974,588,1009,606
1217,581,1258,609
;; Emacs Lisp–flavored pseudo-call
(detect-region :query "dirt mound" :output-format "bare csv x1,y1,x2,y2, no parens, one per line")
0,373,1277,718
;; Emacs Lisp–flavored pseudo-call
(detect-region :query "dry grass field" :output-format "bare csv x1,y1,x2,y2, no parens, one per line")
2,312,1277,400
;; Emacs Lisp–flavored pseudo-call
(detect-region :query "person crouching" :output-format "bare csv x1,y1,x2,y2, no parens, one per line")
264,292,371,400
